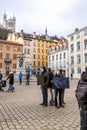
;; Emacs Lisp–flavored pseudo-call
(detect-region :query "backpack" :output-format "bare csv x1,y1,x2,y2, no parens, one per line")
75,79,87,108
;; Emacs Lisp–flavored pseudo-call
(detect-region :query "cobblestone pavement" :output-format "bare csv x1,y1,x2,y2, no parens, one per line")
0,79,80,130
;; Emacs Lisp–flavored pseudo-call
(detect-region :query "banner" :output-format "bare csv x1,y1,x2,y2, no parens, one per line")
52,77,69,89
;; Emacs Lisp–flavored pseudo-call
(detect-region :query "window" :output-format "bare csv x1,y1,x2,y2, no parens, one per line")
70,36,74,41
0,53,2,59
6,65,10,70
33,54,36,59
56,62,58,69
84,53,87,63
33,42,36,46
6,46,10,51
0,63,2,68
71,56,74,65
24,49,26,54
77,42,80,51
84,30,87,36
38,48,40,53
63,61,66,68
33,48,36,52
77,67,81,73
76,33,80,39
13,54,17,60
84,39,87,49
49,57,51,62
71,44,74,53
52,56,54,61
6,54,10,59
24,41,26,45
63,53,66,59
77,54,81,64
28,41,30,46
13,64,16,69
33,61,36,66
56,55,58,60
38,61,40,66
28,49,30,54
60,53,62,59
71,68,74,74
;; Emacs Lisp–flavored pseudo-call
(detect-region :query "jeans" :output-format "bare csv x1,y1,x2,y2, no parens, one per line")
41,85,48,105
80,109,87,130
8,84,14,91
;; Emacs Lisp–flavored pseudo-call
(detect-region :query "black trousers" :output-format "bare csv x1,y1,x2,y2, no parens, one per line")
19,79,22,84
80,109,87,130
55,89,62,107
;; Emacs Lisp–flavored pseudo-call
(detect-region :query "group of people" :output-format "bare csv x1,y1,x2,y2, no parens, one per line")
37,67,65,108
18,71,30,85
0,70,31,92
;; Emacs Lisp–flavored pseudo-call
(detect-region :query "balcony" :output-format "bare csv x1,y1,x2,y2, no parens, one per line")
4,58,12,63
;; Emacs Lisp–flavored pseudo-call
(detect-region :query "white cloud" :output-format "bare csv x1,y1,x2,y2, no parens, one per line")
0,0,87,37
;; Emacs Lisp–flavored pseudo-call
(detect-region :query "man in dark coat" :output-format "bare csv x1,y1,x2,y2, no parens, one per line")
6,70,14,92
40,67,48,106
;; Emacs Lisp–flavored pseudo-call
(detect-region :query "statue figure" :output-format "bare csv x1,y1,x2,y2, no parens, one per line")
19,57,23,67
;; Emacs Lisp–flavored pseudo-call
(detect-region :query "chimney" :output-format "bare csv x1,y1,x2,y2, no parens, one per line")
33,32,36,38
74,28,79,33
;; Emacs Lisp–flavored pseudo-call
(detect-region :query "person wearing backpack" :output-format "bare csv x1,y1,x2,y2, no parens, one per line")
75,67,87,130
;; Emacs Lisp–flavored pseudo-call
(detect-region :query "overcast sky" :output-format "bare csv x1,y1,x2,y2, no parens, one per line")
0,0,87,38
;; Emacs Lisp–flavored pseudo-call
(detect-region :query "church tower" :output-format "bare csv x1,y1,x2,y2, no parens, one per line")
3,12,7,27
2,13,16,32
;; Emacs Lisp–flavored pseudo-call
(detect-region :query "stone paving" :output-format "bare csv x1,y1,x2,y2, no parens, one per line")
0,78,80,130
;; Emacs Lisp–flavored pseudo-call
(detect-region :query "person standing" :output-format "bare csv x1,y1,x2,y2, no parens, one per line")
18,71,23,84
47,68,54,105
54,71,64,108
6,70,14,92
40,67,48,106
26,72,30,85
75,67,87,130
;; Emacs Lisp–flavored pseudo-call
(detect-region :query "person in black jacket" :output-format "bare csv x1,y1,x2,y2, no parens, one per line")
46,68,55,105
26,72,30,85
6,70,14,92
76,67,87,130
40,66,48,106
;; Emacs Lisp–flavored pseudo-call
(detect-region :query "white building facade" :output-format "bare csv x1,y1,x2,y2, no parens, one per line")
48,40,68,77
68,27,87,79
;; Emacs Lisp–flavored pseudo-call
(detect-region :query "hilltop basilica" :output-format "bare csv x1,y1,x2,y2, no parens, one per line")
0,12,16,33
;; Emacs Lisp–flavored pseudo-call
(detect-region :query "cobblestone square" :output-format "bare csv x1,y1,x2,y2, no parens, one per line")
0,78,80,130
